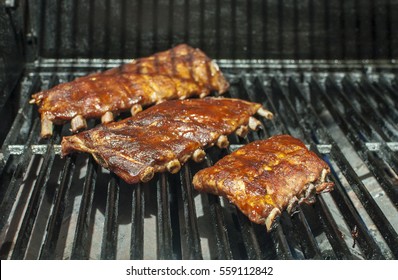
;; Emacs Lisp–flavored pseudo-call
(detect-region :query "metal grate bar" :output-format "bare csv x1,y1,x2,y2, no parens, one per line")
234,77,274,140
10,76,62,259
380,144,398,175
269,77,386,259
263,78,337,258
156,174,173,259
360,76,398,126
207,193,233,259
0,114,40,258
326,76,380,140
277,79,354,259
269,78,307,139
392,77,398,92
341,76,398,141
323,76,398,202
279,212,308,259
131,183,144,259
222,79,294,259
290,211,323,259
10,131,60,259
289,78,398,258
178,165,202,259
71,158,98,259
278,79,360,256
378,75,398,104
0,75,41,169
234,211,263,260
39,155,75,259
336,75,397,142
100,177,119,259
269,224,294,260
246,77,324,258
202,157,233,260
314,146,385,259
314,196,353,259
229,79,268,259
360,76,398,175
239,78,293,259
311,77,398,207
291,76,394,257
252,77,286,136
0,119,40,233
2,69,398,260
329,146,398,257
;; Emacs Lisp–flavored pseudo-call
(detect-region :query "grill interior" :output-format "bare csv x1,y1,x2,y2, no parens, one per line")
1,61,397,260
1,0,398,260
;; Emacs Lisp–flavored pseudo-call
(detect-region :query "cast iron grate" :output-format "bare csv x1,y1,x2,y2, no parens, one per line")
0,61,397,260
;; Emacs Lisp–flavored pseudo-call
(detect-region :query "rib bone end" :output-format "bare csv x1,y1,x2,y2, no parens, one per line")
236,125,249,138
70,115,87,133
192,149,206,163
287,196,300,215
299,183,316,204
248,117,262,131
199,92,208,98
140,166,155,183
180,154,191,164
130,104,143,116
257,107,274,120
265,208,281,232
101,111,114,124
321,169,327,183
41,116,53,138
166,159,181,174
216,135,229,149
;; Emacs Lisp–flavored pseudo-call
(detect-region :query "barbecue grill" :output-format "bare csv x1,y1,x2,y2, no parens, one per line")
1,0,398,260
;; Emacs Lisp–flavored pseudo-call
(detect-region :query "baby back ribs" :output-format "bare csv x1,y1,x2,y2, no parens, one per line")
61,98,273,184
192,135,334,231
30,44,230,138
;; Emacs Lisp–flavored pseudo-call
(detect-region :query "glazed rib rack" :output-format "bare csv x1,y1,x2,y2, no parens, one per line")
1,64,398,260
29,44,229,138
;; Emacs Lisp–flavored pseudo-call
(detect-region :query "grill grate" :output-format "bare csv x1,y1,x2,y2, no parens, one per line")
0,62,398,260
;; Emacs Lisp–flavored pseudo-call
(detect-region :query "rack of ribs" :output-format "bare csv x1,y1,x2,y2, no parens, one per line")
30,44,230,138
61,97,273,184
192,135,334,231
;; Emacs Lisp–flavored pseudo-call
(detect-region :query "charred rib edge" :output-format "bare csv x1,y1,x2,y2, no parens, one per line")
192,149,206,162
257,107,274,119
131,104,143,116
166,159,181,174
216,135,229,149
71,115,87,133
101,111,114,124
41,116,53,138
